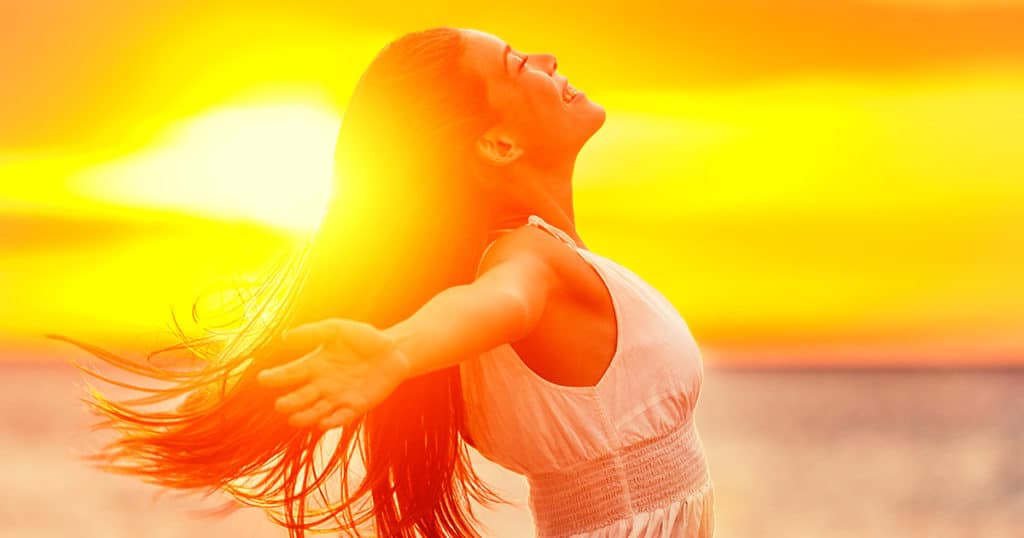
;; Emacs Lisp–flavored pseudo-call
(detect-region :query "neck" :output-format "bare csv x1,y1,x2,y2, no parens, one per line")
484,154,586,249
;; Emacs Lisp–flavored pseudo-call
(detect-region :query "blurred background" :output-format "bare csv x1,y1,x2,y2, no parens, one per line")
1,0,1022,536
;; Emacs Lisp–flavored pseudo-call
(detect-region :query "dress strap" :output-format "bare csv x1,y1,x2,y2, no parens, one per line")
526,214,579,249
476,214,578,277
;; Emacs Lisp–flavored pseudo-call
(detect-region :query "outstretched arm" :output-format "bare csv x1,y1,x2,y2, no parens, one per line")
385,244,558,378
257,228,562,429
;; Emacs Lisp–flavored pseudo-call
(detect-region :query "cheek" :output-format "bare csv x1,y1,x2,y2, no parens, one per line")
508,95,552,129
520,77,561,113
503,82,573,145
540,84,564,111
529,87,571,132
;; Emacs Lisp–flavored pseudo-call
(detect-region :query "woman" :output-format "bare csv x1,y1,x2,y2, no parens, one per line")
55,27,714,537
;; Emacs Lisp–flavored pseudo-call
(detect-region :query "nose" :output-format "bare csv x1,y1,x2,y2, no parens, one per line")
529,53,558,75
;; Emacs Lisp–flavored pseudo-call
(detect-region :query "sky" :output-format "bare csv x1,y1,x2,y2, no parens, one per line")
2,0,1022,366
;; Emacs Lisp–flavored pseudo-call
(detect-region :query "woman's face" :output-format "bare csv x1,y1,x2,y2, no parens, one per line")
458,29,605,165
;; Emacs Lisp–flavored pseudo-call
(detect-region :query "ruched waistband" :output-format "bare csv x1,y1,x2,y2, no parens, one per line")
526,420,711,537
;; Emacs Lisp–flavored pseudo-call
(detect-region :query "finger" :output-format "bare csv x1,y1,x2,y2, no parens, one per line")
280,319,344,353
257,352,316,388
319,407,357,430
274,383,320,414
289,399,334,428
330,319,395,356
283,318,392,355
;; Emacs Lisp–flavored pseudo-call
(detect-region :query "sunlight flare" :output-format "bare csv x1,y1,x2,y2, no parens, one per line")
71,101,340,233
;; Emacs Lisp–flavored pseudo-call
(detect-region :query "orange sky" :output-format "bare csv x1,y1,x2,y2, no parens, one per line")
2,0,1022,366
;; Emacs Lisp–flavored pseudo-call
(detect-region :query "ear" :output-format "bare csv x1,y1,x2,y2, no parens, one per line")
475,130,524,166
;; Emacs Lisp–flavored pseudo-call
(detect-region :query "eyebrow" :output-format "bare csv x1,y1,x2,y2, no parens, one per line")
502,44,511,75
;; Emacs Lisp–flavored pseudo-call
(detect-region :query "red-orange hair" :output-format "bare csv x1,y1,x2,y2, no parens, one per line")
50,26,511,537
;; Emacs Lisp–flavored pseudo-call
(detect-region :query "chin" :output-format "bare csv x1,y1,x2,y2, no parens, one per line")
589,103,607,130
539,104,607,157
575,104,606,145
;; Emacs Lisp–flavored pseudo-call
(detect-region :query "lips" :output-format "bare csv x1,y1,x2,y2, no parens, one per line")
561,82,580,103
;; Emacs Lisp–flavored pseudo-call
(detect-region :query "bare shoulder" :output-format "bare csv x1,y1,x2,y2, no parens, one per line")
475,224,578,294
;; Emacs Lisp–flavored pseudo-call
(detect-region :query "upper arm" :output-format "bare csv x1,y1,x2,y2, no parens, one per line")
468,226,565,343
380,227,567,378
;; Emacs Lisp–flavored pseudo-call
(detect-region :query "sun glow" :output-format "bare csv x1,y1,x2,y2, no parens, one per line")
71,99,341,233
3,3,1023,366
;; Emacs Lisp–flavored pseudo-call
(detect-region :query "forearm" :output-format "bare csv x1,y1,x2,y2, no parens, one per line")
382,283,530,379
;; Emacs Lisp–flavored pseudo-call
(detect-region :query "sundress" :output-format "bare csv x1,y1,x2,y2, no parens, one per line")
460,214,715,537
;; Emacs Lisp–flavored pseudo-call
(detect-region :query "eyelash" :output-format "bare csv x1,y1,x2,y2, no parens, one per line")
518,55,528,72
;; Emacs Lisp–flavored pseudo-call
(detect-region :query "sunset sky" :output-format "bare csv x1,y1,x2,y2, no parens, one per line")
2,0,1022,366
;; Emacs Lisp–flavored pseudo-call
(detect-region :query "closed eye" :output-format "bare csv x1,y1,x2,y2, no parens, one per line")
518,55,528,73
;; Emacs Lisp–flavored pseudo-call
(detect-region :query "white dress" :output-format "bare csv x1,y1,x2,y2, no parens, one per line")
460,215,715,537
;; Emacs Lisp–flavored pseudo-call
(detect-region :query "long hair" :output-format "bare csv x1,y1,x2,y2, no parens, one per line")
48,26,512,537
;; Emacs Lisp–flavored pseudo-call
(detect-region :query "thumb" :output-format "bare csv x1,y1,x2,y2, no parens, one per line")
329,319,395,356
279,319,341,354
280,318,392,356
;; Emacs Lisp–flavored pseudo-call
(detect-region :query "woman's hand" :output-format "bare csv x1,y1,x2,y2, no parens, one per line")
257,318,410,430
